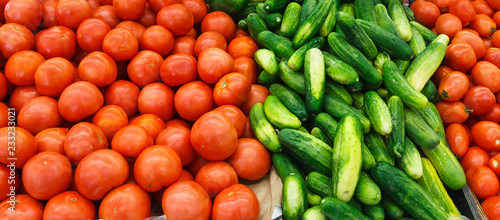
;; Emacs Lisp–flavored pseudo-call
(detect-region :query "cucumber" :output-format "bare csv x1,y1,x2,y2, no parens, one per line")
354,0,375,22
404,107,440,150
296,126,309,134
258,70,279,86
256,3,270,18
355,171,382,205
364,91,392,136
327,32,382,87
320,197,371,220
386,95,404,158
394,59,410,74
397,136,423,179
373,51,390,71
374,4,399,37
288,152,316,175
264,12,283,29
339,2,355,17
420,140,466,190
362,203,385,220
303,206,326,220
298,0,317,26
238,19,248,31
375,88,389,100
323,95,371,134
420,80,438,103
346,80,365,94
364,130,394,165
417,157,461,217
292,0,335,48
415,102,444,136
388,0,411,42
402,5,415,21
348,198,363,212
322,51,359,85
382,60,428,110
263,95,302,129
352,92,364,109
307,191,323,207
332,114,363,202
283,174,308,220
362,142,376,170
336,11,378,60
325,80,353,105
247,13,269,41
233,2,259,21
254,48,279,75
257,31,295,60
281,3,301,38
288,36,325,71
409,21,437,43
318,0,341,37
272,152,304,180
278,61,306,95
269,83,308,123
305,171,333,198
304,48,326,115
263,0,289,13
381,196,404,219
409,26,426,57
311,127,333,146
279,129,333,176
208,0,249,17
371,161,450,220
313,112,339,142
249,103,282,152
356,19,413,60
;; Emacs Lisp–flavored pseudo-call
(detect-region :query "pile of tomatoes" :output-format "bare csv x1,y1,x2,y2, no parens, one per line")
413,0,500,217
0,0,272,219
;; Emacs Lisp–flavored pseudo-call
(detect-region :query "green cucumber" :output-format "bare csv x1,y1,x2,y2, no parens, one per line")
382,60,428,110
208,0,249,17
238,19,248,31
362,142,376,170
404,107,440,150
409,21,437,43
354,0,375,22
374,4,399,37
298,0,318,26
386,95,404,158
318,0,341,37
371,162,449,220
364,130,394,165
304,48,326,115
313,112,339,142
257,31,295,60
296,126,309,133
352,92,364,109
258,70,279,85
311,127,332,146
339,2,355,17
388,0,411,42
278,61,306,95
373,51,390,71
381,195,404,219
247,13,269,41
307,190,323,207
283,174,308,220
362,203,385,220
375,88,389,100
415,102,444,136
332,114,363,202
254,48,279,75
409,26,426,57
320,197,371,220
305,171,333,198
325,80,353,106
322,51,359,85
233,2,259,21
348,198,363,212
336,11,378,60
292,0,335,48
288,36,325,71
323,95,371,134
263,0,289,13
327,32,382,87
355,171,382,205
402,5,415,21
394,59,410,73
281,3,301,38
264,12,283,29
303,206,326,220
263,95,301,129
256,3,270,18
269,83,308,123
420,80,438,103
272,152,304,180
346,80,365,94
364,91,392,136
398,136,423,179
249,103,282,152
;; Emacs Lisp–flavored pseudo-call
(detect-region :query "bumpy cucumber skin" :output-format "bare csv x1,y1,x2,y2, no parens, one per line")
386,95,404,158
361,203,385,220
288,36,325,71
320,197,372,220
247,13,269,41
322,51,359,85
388,0,412,42
283,174,308,220
409,27,426,57
354,0,375,22
405,40,447,92
381,196,404,219
355,171,382,206
303,206,327,220
404,107,441,150
254,48,279,75
364,130,394,165
272,152,304,180
305,171,333,198
292,0,334,48
398,136,423,180
382,60,428,110
362,142,376,170
269,83,309,123
336,11,378,60
410,21,437,43
311,127,333,146
323,95,371,134
263,95,302,129
278,61,306,95
304,48,326,115
364,91,392,136
313,112,339,142
324,79,353,105
249,103,282,152
256,31,295,60
374,4,399,37
281,2,301,38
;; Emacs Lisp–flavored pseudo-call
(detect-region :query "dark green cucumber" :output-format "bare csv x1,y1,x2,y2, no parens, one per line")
238,19,248,31
355,171,382,205
313,112,339,142
272,152,304,180
361,203,385,220
298,0,318,26
364,130,394,165
303,206,326,220
374,4,399,37
264,12,283,29
292,0,335,48
311,127,332,146
254,48,279,74
250,103,282,152
323,95,371,134
354,0,375,22
404,107,440,150
364,91,392,136
352,92,364,109
264,95,302,129
394,59,410,74
420,80,438,103
336,11,378,59
283,174,308,220
325,79,353,105
388,0,411,42
278,61,306,95
281,3,301,38
339,2,355,17
320,197,371,220
382,60,428,110
269,83,308,123
288,36,325,71
356,19,413,60
332,114,363,202
371,161,449,220
233,2,259,21
373,51,390,71
402,5,415,21
346,80,365,94
327,32,382,87
305,171,333,198
256,3,270,18
410,21,437,43
263,0,289,13
247,13,269,41
318,0,341,37
386,95,404,158
304,48,326,115
362,142,376,170
208,0,249,17
398,136,423,179
409,26,426,57
348,198,363,212
307,191,323,207
258,70,279,86
279,129,332,176
322,51,359,85
415,102,444,136
257,31,295,60
381,195,404,219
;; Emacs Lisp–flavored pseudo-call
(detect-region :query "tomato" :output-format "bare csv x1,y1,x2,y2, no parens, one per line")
449,0,477,26
240,84,270,115
43,191,96,220
92,5,122,29
438,71,469,101
56,0,92,30
160,53,197,87
490,153,500,177
156,125,195,166
0,194,43,219
149,0,182,12
191,111,238,161
446,123,470,157
165,119,191,129
445,43,477,72
0,73,6,101
484,37,493,49
171,35,196,56
227,36,259,59
471,61,500,93
78,51,117,87
18,96,63,135
213,105,246,138
4,0,42,31
113,0,146,20
58,81,104,122
0,23,35,60
34,57,74,97
435,101,470,125
137,4,156,28
435,13,462,39
157,4,194,36
8,86,41,112
226,138,271,180
99,183,151,220
129,114,166,141
194,31,227,58
429,0,451,13
174,81,216,121
198,48,234,84
35,127,68,155
40,0,58,29
466,166,499,199
212,184,260,220
479,103,500,123
493,30,500,49
185,153,208,177
64,122,108,165
92,105,129,141
213,72,252,107
76,18,110,52
102,27,139,62
0,127,37,168
140,25,174,57
482,196,500,220
413,1,440,28
451,30,487,59
241,116,256,139
138,82,175,121
115,21,146,42
233,56,258,84
201,11,236,42
4,51,45,86
111,125,153,158
470,14,497,38
0,103,8,128
103,80,140,117
182,0,208,24
195,161,238,198
127,50,163,88
432,65,454,85
472,0,495,17
162,180,211,219
483,48,500,69
134,145,182,192
0,164,19,201
36,26,77,60
462,86,496,115
472,121,500,152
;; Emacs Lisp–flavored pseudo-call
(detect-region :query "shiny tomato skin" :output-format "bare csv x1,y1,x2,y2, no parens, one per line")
472,0,495,17
195,161,238,198
55,0,92,30
197,47,234,84
435,101,470,125
435,13,462,39
482,196,500,220
438,71,469,101
18,96,63,135
413,1,440,28
98,183,151,220
112,125,153,158
194,31,227,58
4,51,45,86
182,0,208,24
129,113,166,141
43,191,96,220
171,35,196,56
470,14,497,38
140,25,174,57
451,30,487,59
471,61,500,93
462,86,496,115
134,145,182,192
92,105,129,141
64,121,109,165
445,43,477,72
212,184,260,220
446,123,470,157
78,51,117,87
213,105,246,138
137,4,157,28
102,27,139,62
0,164,19,201
162,180,211,219
103,80,140,117
0,73,6,101
226,138,271,180
35,127,68,155
112,0,147,21
201,11,236,42
185,153,208,177
233,56,258,84
148,0,182,12
174,81,216,121
461,146,490,172
0,103,8,128
432,65,454,85
155,125,195,166
165,119,191,129
449,0,477,26
0,194,44,219
241,116,257,139
0,127,37,169
489,153,500,177
58,81,104,122
34,57,75,97
472,121,500,152
36,26,77,60
76,18,111,52
240,84,270,115
115,21,146,42
137,82,175,121
160,53,197,87
466,166,500,200
156,3,194,36
213,72,252,107
0,23,35,60
127,50,163,88
4,0,42,31
92,5,122,29
41,0,59,29
479,103,500,123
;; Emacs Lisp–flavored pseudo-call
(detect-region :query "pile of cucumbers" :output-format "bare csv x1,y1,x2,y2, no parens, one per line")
242,0,470,219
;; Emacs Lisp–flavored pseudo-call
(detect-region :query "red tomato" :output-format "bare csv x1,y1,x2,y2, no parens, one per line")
487,0,500,9
462,146,491,172
18,96,63,135
462,86,496,115
36,26,77,60
140,25,174,57
471,61,500,93
171,35,196,56
194,31,227,58
212,184,260,220
156,125,195,166
449,0,477,26
34,57,74,97
138,82,175,121
472,0,495,17
235,27,249,37
102,27,139,62
64,122,108,165
489,153,500,177
149,0,182,12
76,18,110,52
470,14,497,38
435,13,462,39
484,37,493,49
111,125,153,158
213,105,246,138
240,84,270,115
186,153,208,177
8,86,41,113
445,43,477,72
493,30,500,49
0,103,8,128
78,51,117,87
466,166,500,199
129,113,166,141
92,105,129,141
92,5,122,29
40,0,58,29
0,194,43,219
101,0,113,4
134,145,182,192
99,183,151,220
0,164,19,201
165,119,191,129
438,71,469,101
4,0,42,31
0,73,6,101
195,161,238,198
115,21,146,42
127,50,163,88
472,121,500,152
58,81,104,122
413,1,441,28
479,103,500,123
201,11,236,42
429,0,451,13
451,30,487,59
137,4,157,28
435,101,470,125
162,180,211,219
0,127,37,168
191,111,238,161
182,0,208,24
228,36,259,59
157,3,194,36
4,51,45,86
446,123,470,157
483,48,500,69
494,11,500,27
113,0,146,20
0,23,35,60
213,72,252,107
233,56,258,84
241,116,257,139
226,138,271,180
160,53,197,87
43,191,95,220
198,47,234,84
432,65,454,85
174,81,216,121
482,196,500,220
35,127,68,155
103,80,140,117
55,0,92,30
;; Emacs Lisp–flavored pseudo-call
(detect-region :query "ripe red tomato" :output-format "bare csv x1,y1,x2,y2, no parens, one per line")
466,166,500,199
432,65,453,85
0,73,6,101
201,11,236,42
138,82,175,121
483,48,500,68
471,61,500,93
472,0,495,17
102,27,139,62
488,0,500,10
113,0,147,21
438,71,469,101
413,1,441,28
495,11,500,26
4,0,42,31
162,180,211,219
462,146,491,172
55,0,92,30
4,51,45,86
64,122,108,165
198,47,234,84
137,4,157,28
194,31,228,58
233,56,258,84
174,81,216,121
213,105,246,138
0,103,7,128
36,26,77,60
493,30,500,48
0,164,19,201
240,84,270,115
479,103,500,123
489,153,500,177
156,125,195,166
445,43,477,72
140,25,174,57
226,138,271,180
75,149,129,200
149,0,182,12
78,51,117,87
43,191,96,219
228,36,259,59
191,111,238,161
134,145,182,192
185,153,208,177
103,80,140,117
451,30,487,59
58,81,104,122
472,121,500,152
129,113,166,141
435,101,470,125
34,127,68,155
0,23,35,60
127,50,163,88
76,18,111,52
484,37,493,49
212,184,260,220
0,127,37,168
111,125,153,158
99,183,151,220
195,161,238,198
470,14,497,38
449,0,477,26
41,0,59,29
435,13,462,39
482,196,500,220
165,119,191,129
18,96,63,135
213,72,252,107
115,21,146,42
156,3,194,36
160,53,198,87
462,86,496,115
0,194,44,219
182,0,208,24
8,86,41,114
241,116,257,139
34,57,74,97
446,123,470,157
171,35,196,56
92,105,129,141
429,0,451,13
92,5,122,29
